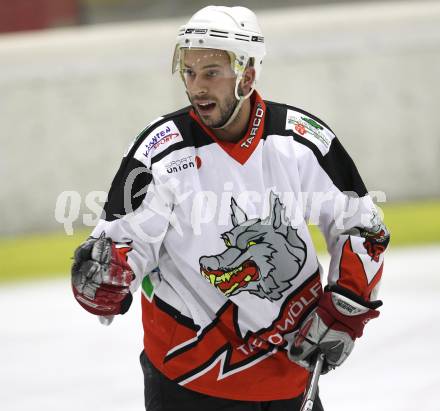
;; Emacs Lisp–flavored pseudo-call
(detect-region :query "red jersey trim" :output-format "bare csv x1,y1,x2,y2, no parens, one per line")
189,91,266,165
337,237,384,301
141,273,322,401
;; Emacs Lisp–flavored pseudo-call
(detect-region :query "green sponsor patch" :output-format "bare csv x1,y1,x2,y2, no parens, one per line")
301,116,323,130
286,112,331,149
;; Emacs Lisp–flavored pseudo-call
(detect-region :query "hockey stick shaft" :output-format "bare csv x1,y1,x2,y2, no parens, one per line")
299,352,325,411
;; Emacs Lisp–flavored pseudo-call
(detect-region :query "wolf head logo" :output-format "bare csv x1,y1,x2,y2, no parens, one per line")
199,193,307,301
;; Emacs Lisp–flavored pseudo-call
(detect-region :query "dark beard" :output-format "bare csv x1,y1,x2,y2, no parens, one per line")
187,90,239,129
210,92,238,128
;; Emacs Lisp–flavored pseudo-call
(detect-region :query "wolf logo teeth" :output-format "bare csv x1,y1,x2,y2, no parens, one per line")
199,192,307,301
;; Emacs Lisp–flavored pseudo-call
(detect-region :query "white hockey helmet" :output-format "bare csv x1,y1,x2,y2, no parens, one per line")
172,5,266,101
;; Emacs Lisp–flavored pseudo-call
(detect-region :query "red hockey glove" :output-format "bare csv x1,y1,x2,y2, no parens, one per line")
71,233,135,316
288,285,382,373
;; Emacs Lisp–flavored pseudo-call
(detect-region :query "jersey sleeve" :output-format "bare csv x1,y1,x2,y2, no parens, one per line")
89,120,178,294
296,127,390,303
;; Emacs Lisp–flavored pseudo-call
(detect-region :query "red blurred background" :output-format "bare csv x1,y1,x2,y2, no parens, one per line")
0,0,80,33
0,0,384,34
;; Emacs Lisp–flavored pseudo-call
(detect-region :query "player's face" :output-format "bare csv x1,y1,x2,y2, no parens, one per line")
182,49,238,128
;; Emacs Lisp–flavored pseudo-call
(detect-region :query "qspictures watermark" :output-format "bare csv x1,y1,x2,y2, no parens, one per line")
54,191,107,235
54,181,387,239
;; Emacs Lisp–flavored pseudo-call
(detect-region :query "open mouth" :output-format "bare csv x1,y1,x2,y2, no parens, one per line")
200,260,260,296
196,101,216,115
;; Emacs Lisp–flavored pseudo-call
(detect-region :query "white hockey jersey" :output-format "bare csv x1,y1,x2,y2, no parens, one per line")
91,91,389,400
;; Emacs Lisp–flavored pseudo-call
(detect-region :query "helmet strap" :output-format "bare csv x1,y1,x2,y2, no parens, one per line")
213,75,255,130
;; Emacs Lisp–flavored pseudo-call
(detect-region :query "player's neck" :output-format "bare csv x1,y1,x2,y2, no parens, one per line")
211,98,251,143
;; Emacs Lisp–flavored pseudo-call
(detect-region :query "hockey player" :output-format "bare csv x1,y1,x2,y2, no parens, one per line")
71,6,390,411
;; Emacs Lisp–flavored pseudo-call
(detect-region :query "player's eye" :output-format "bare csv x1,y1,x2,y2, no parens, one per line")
206,70,219,78
247,241,256,248
182,68,195,78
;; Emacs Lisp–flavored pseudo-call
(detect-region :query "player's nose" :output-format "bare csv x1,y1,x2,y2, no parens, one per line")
188,75,208,96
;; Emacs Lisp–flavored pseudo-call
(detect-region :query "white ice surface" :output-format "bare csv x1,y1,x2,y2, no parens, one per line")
1,245,439,411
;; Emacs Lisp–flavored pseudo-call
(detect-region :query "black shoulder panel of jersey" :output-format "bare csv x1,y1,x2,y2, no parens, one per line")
264,100,368,197
103,157,152,222
103,105,217,221
103,106,191,222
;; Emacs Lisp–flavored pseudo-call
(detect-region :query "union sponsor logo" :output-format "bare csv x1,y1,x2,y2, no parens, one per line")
165,155,196,174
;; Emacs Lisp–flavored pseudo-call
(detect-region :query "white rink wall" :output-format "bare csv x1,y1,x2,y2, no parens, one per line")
1,1,440,235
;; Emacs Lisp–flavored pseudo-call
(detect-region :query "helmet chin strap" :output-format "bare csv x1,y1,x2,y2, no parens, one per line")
213,80,255,130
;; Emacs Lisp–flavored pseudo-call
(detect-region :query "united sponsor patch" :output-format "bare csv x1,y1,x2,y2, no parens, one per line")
285,109,335,155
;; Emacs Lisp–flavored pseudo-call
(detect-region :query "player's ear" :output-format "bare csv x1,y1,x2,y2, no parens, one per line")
240,66,256,95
